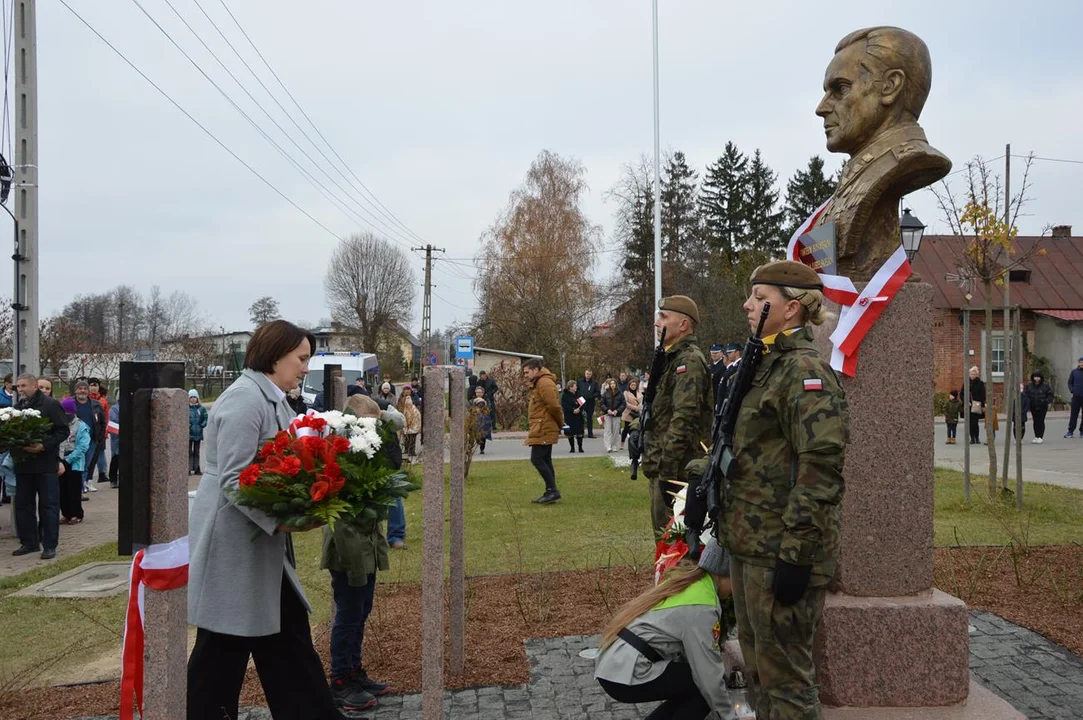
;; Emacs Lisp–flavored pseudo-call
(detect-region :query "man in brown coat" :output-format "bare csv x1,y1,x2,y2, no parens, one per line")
522,358,563,504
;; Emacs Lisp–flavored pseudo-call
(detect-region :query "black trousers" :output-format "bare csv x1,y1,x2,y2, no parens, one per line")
946,422,957,439
1068,397,1083,433
15,472,60,550
530,444,557,491
59,468,84,520
598,661,711,720
1032,406,1047,439
109,452,120,486
187,579,344,720
189,440,202,473
584,403,596,436
969,414,982,443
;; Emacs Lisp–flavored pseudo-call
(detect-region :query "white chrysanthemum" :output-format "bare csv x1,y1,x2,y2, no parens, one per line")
318,410,347,431
20,408,40,417
348,434,378,459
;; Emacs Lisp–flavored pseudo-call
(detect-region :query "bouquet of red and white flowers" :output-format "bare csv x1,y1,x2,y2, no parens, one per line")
233,411,415,531
0,407,55,461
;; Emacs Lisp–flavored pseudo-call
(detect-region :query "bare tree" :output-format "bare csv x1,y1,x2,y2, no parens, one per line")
249,296,282,327
39,315,91,377
324,232,416,354
472,150,601,363
929,154,1044,498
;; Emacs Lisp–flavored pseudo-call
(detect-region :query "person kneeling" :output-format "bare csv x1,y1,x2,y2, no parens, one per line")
595,539,737,719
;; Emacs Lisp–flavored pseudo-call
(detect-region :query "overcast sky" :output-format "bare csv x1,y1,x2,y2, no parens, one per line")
23,0,1083,337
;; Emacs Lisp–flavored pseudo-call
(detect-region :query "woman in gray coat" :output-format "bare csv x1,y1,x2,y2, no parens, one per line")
187,320,344,720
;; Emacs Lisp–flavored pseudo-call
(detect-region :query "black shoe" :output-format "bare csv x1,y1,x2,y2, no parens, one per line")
630,471,637,480
12,545,39,556
351,667,390,697
535,489,561,505
40,548,56,560
98,473,108,483
578,447,585,453
110,482,118,489
330,676,376,711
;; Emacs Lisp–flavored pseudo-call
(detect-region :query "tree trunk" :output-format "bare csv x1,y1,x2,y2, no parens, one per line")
983,284,998,496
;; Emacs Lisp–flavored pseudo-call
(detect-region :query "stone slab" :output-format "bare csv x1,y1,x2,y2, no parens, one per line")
448,368,466,676
814,282,936,597
13,561,131,598
421,367,447,720
823,680,1025,719
815,589,970,707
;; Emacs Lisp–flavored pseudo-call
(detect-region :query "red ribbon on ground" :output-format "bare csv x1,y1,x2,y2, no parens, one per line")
120,537,189,720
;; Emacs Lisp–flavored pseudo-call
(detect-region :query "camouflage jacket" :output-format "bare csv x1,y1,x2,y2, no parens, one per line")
642,334,712,480
720,327,848,580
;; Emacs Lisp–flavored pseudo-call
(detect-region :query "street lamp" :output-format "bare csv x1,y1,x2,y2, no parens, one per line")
900,207,926,262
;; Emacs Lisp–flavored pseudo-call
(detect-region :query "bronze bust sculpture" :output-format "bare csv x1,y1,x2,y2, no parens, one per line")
814,27,951,280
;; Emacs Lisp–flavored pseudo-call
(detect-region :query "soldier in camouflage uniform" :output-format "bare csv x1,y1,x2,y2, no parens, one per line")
709,260,848,720
642,295,712,539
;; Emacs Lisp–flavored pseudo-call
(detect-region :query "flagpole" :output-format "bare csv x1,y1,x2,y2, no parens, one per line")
651,0,662,311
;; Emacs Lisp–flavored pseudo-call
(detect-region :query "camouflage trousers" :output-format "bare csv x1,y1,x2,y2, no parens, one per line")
730,557,826,720
646,474,676,539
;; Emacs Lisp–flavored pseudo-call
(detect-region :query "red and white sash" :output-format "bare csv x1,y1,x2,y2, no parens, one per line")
786,199,912,376
120,536,190,720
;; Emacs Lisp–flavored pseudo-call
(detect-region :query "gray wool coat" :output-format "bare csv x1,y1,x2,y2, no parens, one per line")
188,369,310,637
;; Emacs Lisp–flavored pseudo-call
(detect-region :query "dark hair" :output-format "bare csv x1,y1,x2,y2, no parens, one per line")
244,320,316,374
3,373,10,383
521,358,542,371
89,377,101,385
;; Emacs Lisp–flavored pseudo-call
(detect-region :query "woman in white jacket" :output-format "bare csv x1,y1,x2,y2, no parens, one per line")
595,539,736,719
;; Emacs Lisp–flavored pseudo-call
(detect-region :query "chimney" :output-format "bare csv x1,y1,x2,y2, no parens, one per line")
1051,225,1072,237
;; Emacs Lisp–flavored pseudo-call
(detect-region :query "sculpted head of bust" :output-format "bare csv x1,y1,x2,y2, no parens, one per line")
816,27,932,157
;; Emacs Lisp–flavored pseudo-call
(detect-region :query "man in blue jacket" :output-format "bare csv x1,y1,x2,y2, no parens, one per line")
1066,357,1083,438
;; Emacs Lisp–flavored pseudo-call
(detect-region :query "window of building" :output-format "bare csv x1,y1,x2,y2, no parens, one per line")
990,335,1005,376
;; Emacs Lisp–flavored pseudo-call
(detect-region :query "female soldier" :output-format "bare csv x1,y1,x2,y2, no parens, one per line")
722,260,847,719
595,539,736,719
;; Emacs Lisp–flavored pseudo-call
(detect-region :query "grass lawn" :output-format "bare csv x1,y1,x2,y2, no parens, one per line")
3,460,1082,688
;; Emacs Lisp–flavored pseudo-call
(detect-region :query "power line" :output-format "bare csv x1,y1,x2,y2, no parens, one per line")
130,0,420,250
56,0,345,243
215,0,429,246
175,0,421,248
1014,154,1083,166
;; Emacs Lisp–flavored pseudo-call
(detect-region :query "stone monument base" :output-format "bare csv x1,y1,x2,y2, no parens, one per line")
824,681,1025,719
815,589,970,707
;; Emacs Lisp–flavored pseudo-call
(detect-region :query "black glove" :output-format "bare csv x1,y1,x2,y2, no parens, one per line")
772,559,812,606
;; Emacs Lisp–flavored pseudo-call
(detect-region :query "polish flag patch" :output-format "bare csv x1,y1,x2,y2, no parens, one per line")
803,378,823,392
676,365,687,374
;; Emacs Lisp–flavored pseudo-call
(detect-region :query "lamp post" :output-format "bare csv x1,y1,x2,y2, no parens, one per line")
899,208,926,261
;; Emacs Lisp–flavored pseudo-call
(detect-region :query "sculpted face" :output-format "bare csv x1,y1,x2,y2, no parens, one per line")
816,42,902,155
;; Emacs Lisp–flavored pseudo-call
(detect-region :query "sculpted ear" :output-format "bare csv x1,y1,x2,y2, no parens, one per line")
880,68,905,106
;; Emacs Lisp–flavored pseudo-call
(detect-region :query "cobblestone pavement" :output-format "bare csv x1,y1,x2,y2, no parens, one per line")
969,611,1083,719
77,612,1083,719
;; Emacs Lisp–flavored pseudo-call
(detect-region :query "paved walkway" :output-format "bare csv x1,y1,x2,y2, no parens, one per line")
0,474,202,578
75,612,1083,719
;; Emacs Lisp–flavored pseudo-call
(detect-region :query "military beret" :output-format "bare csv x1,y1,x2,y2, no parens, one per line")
725,343,741,353
658,295,700,325
750,260,824,290
709,343,724,352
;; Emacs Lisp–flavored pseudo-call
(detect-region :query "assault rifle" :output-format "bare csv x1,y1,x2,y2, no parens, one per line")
639,327,667,435
684,303,771,549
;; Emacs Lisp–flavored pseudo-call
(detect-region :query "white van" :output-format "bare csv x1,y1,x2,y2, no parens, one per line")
301,351,380,405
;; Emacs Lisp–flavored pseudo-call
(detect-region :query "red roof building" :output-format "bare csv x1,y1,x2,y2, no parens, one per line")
911,225,1083,405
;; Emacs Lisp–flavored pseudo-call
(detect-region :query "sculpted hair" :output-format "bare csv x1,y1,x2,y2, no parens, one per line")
836,26,932,119
780,286,828,326
244,320,316,374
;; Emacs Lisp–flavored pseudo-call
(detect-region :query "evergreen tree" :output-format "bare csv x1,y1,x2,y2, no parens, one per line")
660,151,699,262
621,184,655,285
743,150,784,256
783,155,836,239
698,142,748,262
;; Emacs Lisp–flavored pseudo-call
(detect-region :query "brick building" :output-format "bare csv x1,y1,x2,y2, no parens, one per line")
912,226,1083,406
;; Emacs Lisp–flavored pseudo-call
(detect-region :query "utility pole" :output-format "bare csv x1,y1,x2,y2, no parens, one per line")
14,0,39,376
414,244,444,362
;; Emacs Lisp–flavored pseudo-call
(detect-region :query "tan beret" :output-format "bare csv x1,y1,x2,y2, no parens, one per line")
658,295,700,325
750,260,824,290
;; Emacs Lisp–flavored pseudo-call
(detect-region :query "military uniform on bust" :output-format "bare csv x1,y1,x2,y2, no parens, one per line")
641,295,712,539
721,261,848,720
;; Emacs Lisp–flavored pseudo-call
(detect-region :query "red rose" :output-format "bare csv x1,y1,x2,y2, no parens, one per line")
239,464,261,487
309,480,329,501
322,461,342,480
280,456,301,476
274,431,291,451
262,455,285,474
258,441,276,459
331,435,351,454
